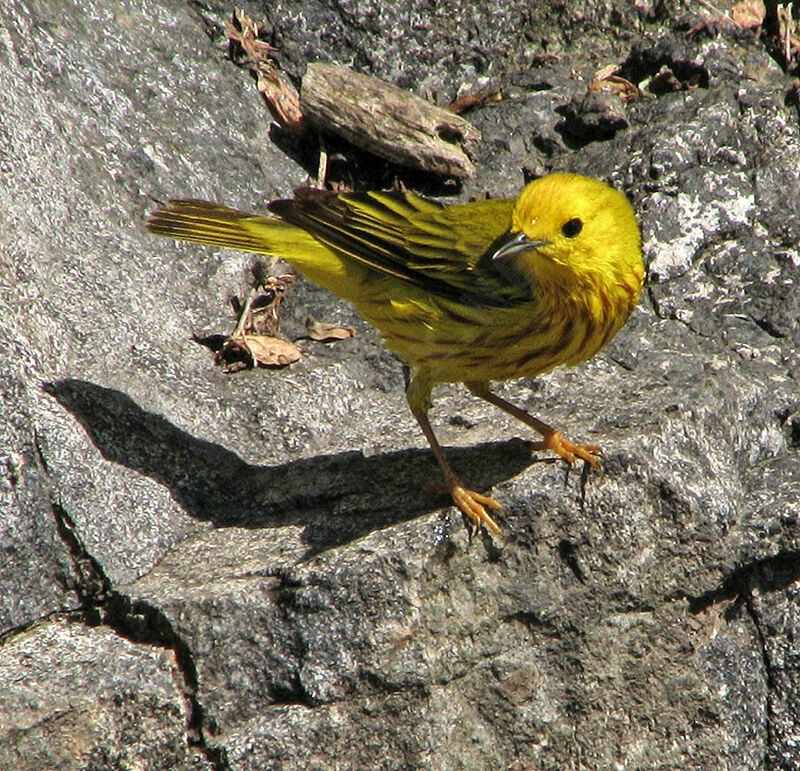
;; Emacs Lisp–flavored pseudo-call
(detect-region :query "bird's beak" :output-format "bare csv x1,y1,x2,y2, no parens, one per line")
491,231,549,261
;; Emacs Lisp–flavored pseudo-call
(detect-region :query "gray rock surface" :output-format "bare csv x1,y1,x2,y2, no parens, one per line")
1,0,799,768
0,619,203,769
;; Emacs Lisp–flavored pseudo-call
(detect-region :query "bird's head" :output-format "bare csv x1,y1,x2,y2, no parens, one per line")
492,173,644,296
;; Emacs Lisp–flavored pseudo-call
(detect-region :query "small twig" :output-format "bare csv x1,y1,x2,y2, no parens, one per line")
232,286,258,337
695,0,729,19
316,132,329,189
782,3,795,68
687,0,737,33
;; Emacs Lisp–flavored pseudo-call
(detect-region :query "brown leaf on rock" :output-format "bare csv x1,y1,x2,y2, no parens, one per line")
305,317,356,342
447,89,502,115
196,332,301,373
646,65,701,95
225,9,306,133
238,334,302,368
193,331,251,373
686,596,736,649
235,270,295,338
730,0,766,30
589,65,645,103
225,8,275,60
255,67,306,133
688,0,767,35
193,263,301,373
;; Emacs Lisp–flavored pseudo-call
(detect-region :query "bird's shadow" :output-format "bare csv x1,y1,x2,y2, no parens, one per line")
43,379,535,555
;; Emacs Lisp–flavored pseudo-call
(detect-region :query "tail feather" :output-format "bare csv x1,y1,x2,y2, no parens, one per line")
147,198,357,298
147,199,302,255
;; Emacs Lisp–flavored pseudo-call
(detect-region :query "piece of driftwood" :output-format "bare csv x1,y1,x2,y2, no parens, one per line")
300,63,481,179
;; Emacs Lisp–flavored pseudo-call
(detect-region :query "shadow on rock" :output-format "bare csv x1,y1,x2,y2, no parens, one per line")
43,379,535,553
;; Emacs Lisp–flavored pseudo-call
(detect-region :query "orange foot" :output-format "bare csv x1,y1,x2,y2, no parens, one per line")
533,430,604,468
450,484,503,535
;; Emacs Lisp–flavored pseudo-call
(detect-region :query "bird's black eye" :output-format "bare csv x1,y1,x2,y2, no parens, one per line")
561,218,583,238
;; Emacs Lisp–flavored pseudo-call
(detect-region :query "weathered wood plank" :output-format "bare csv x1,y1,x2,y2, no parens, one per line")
301,63,481,179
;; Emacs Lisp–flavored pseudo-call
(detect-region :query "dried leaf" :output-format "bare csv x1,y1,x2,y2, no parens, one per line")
207,332,302,371
239,334,302,368
589,68,644,103
686,596,736,649
235,272,296,337
256,67,306,132
193,267,301,372
225,9,306,133
593,63,621,82
645,66,701,95
447,89,502,115
195,332,299,372
305,317,356,342
193,332,253,373
225,9,275,60
730,0,766,30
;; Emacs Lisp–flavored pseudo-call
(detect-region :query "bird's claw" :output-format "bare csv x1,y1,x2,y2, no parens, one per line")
450,484,504,535
534,430,603,468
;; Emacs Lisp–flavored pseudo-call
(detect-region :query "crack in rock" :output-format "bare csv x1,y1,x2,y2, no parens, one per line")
36,435,229,769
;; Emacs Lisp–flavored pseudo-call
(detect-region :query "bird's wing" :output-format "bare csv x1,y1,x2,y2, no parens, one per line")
268,189,526,308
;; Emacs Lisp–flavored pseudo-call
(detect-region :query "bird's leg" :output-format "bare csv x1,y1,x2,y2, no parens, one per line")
465,381,603,468
406,370,503,535
413,408,504,535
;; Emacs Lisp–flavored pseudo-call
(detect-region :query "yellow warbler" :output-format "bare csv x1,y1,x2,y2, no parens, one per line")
147,174,644,534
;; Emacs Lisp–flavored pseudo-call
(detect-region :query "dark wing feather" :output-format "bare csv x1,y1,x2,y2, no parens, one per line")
268,189,524,308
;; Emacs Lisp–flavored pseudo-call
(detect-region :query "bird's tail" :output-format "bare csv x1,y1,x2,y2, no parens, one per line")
147,199,355,293
147,199,313,255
